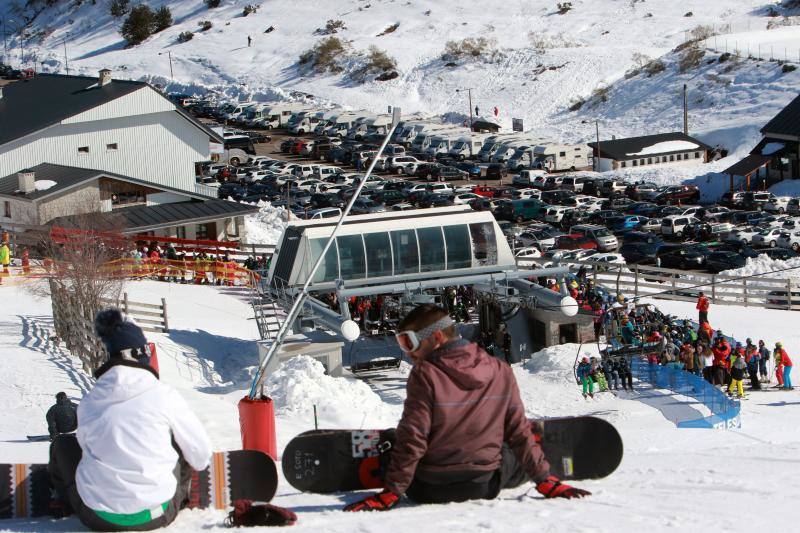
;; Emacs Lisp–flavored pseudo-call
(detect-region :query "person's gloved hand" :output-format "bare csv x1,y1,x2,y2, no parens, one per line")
535,475,591,499
343,489,400,512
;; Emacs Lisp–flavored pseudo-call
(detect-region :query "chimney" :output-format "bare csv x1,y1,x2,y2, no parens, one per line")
18,171,35,195
99,69,112,87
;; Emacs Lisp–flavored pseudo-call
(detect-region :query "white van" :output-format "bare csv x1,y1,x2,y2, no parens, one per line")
569,224,618,252
448,134,488,160
512,169,547,187
661,215,699,237
531,144,593,172
307,207,342,219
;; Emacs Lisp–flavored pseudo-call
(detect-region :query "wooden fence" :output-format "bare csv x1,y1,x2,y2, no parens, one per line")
50,283,170,373
521,258,800,311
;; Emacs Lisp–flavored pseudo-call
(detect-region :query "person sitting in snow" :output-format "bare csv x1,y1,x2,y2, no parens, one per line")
46,392,77,441
48,309,212,531
343,304,590,511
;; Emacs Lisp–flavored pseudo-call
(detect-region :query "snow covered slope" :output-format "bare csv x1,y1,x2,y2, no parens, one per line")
2,279,800,531
4,0,799,156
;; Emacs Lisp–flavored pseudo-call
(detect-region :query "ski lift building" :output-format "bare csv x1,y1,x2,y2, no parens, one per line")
266,206,517,293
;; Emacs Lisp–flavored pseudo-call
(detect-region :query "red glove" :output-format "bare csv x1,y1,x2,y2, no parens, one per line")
536,475,591,499
343,490,400,512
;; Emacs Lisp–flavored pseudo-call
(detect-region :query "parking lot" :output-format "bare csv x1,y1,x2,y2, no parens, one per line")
191,107,800,279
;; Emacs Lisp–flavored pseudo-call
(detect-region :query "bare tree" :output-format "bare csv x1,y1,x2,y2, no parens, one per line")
30,205,130,371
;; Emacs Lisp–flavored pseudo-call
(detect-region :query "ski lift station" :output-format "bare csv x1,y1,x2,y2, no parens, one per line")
256,206,595,374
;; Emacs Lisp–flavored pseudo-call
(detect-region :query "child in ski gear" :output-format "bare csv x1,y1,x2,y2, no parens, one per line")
48,309,212,531
728,345,747,398
46,392,77,441
775,343,793,389
577,357,594,398
712,336,731,387
775,343,785,388
344,304,589,511
601,358,619,390
745,339,761,390
758,340,770,383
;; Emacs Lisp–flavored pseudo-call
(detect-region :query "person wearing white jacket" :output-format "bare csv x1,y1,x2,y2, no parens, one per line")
48,309,212,531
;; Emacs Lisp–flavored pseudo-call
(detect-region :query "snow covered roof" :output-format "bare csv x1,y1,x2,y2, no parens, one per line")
0,74,223,146
762,92,800,138
722,154,772,177
0,163,212,202
587,132,711,161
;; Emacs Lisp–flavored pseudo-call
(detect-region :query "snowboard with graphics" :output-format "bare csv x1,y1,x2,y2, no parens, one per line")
283,416,623,493
0,450,278,519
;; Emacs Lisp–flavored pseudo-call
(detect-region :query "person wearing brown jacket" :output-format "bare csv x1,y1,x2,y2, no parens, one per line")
344,304,590,512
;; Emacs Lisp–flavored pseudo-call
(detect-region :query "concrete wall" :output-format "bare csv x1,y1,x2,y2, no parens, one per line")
0,197,38,226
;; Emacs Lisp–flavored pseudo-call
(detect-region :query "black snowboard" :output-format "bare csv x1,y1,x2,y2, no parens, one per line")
282,416,623,493
0,450,278,519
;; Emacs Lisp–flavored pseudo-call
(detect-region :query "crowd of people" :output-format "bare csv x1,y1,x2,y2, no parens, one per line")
596,291,794,399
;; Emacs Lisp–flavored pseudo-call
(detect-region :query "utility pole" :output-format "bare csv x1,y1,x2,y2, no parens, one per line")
456,88,475,129
2,20,7,65
64,37,69,75
158,51,174,82
683,84,688,135
594,120,601,172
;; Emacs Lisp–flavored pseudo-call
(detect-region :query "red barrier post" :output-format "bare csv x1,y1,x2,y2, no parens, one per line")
147,342,160,373
238,396,277,460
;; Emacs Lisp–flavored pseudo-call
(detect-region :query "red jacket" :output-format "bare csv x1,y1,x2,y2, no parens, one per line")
777,348,793,367
383,340,550,495
712,340,731,367
696,296,710,312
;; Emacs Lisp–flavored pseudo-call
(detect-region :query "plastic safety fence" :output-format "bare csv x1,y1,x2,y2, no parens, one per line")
98,258,261,286
630,357,741,429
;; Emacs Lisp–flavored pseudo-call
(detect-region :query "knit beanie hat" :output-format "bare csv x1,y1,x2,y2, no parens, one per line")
94,308,150,365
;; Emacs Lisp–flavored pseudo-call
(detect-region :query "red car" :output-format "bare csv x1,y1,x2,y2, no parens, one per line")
553,234,598,251
473,185,497,198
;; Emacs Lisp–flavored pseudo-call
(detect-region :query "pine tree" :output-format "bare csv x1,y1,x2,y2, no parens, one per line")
152,6,173,33
121,5,155,46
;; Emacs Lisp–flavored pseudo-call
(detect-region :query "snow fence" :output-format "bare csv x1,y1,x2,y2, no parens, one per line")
631,358,741,429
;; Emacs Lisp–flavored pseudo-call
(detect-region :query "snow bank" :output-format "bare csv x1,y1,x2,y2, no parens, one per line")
243,202,287,246
719,255,800,280
265,355,395,427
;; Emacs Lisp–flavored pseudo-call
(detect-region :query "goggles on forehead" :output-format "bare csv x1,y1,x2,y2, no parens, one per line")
395,316,454,353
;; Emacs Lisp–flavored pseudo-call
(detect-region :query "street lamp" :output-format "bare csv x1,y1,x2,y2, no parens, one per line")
455,87,475,130
158,51,173,82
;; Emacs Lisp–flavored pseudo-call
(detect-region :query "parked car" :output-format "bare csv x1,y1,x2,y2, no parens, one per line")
619,241,663,264
350,198,385,214
751,227,785,248
485,163,508,180
661,215,699,238
515,246,543,267
553,234,599,251
776,230,800,251
720,191,745,208
497,199,550,222
657,246,709,270
741,191,774,211
652,185,700,205
625,182,660,200
569,224,619,252
764,196,792,214
757,247,798,260
705,250,747,273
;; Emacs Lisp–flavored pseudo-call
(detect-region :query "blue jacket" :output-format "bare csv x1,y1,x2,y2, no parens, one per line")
576,362,593,380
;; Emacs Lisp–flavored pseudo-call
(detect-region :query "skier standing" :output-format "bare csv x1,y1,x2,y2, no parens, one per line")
46,392,77,441
343,304,589,511
758,340,770,384
696,291,710,324
775,342,793,390
48,309,212,530
728,345,747,399
775,342,785,388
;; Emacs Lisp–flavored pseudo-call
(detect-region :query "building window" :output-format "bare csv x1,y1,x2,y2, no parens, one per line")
417,227,446,273
632,160,637,167
443,224,471,270
364,232,392,277
640,159,645,166
391,229,420,275
336,234,366,280
694,151,701,159
176,226,186,239
196,223,209,240
669,155,675,161
78,146,89,154
106,143,118,151
3,201,10,218
309,237,339,283
647,158,652,165
559,151,566,157
620,161,626,168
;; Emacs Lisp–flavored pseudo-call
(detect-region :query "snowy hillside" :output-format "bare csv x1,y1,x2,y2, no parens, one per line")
2,279,800,532
3,0,799,156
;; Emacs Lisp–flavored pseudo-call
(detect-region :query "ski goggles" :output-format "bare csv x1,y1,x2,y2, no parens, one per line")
395,316,454,352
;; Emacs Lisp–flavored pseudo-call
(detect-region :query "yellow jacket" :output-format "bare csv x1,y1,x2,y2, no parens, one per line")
0,244,9,266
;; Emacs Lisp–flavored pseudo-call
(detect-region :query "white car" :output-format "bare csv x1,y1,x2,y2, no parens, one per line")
702,206,730,219
515,246,543,267
532,175,549,189
513,188,542,200
296,179,324,192
581,198,604,212
585,253,626,265
751,228,785,247
292,165,319,178
776,231,800,251
454,193,482,204
726,226,764,244
427,183,454,195
544,206,572,224
403,183,429,195
764,196,793,214
392,202,416,211
387,156,422,174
